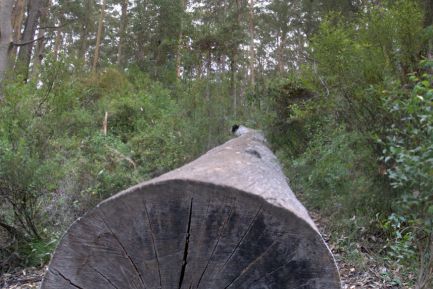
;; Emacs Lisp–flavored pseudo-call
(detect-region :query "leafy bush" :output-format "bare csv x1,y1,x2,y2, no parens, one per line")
381,62,433,288
260,2,430,285
286,125,386,219
0,61,236,271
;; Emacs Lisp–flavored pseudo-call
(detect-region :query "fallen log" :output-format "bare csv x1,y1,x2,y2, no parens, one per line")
41,130,341,289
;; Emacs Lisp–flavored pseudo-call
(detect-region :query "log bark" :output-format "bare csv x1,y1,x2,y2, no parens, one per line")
41,131,341,289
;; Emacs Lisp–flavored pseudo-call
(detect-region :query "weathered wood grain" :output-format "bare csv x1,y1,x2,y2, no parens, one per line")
41,131,341,289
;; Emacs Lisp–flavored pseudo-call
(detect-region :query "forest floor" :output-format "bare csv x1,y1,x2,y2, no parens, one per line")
0,213,404,289
310,211,405,289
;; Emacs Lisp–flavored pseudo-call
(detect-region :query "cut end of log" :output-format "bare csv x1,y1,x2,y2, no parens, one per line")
41,132,341,289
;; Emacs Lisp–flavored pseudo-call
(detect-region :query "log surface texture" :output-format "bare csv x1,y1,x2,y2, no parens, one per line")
41,131,341,289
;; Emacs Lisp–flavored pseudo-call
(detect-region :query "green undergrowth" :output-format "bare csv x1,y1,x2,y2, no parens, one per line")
0,63,240,271
258,1,433,283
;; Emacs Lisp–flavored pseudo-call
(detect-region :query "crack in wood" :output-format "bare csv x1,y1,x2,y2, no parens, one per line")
90,266,120,289
143,200,162,289
223,240,279,289
242,255,297,287
217,206,263,273
119,199,157,281
178,198,193,289
98,211,147,289
195,203,235,289
52,269,84,289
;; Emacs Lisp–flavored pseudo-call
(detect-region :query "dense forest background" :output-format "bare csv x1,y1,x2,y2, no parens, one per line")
0,0,432,287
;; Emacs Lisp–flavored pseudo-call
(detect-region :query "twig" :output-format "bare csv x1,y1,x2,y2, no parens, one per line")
13,36,51,47
37,18,78,30
5,276,43,285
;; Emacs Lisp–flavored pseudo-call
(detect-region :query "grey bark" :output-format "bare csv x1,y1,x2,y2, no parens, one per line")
116,0,128,68
10,0,26,62
248,0,255,87
41,131,341,289
0,0,15,99
31,0,50,79
78,0,92,63
16,0,43,81
92,0,106,73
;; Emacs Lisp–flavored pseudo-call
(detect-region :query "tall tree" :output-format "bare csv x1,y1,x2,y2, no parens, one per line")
92,0,106,72
32,0,51,79
0,0,15,98
228,0,246,117
175,0,186,80
248,0,255,87
423,0,433,61
9,0,26,61
17,0,43,81
117,0,129,68
78,0,95,63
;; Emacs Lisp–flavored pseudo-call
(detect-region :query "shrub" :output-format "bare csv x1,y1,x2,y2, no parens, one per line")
381,63,433,288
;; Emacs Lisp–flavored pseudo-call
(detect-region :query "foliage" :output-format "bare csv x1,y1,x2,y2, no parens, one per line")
258,1,431,286
0,62,236,271
289,126,385,216
380,64,433,287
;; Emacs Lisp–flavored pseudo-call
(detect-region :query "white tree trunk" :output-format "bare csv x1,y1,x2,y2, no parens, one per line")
0,0,15,99
10,0,26,62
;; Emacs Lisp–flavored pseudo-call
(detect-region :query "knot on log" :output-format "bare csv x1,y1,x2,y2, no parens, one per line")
41,132,341,289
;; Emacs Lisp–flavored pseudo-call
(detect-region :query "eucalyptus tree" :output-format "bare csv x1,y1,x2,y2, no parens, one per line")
9,0,26,61
117,0,129,67
0,0,15,98
92,0,106,72
15,0,44,81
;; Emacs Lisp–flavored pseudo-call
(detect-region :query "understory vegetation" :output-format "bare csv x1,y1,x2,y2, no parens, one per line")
0,0,432,288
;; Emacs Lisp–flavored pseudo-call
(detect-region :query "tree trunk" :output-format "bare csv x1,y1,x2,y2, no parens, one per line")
248,0,255,87
277,31,287,74
53,26,62,61
175,0,186,80
9,0,26,62
41,130,341,289
231,53,237,117
92,0,106,73
0,0,15,99
425,0,433,66
16,0,43,81
77,0,92,63
31,0,50,79
206,49,212,149
116,0,128,68
175,28,183,79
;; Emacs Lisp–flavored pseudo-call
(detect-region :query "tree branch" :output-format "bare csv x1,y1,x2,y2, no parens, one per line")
13,36,45,47
0,219,22,238
37,18,78,30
